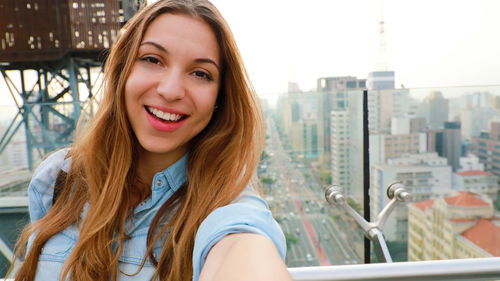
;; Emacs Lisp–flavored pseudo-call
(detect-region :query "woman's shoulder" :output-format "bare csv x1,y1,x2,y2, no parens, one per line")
33,148,71,177
28,148,71,222
192,184,286,280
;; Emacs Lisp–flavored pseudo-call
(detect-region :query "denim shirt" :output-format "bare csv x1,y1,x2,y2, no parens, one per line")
28,149,286,280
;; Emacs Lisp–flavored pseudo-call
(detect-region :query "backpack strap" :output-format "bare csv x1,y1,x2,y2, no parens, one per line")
52,170,68,205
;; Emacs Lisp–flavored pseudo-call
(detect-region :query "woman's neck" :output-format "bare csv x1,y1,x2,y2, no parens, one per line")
136,148,186,186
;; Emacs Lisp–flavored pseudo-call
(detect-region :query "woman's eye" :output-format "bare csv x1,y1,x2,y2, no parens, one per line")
193,70,213,81
140,56,161,65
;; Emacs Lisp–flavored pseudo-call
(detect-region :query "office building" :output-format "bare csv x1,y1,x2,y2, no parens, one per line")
423,91,449,130
427,122,462,172
317,76,366,165
369,132,427,166
367,71,395,90
458,154,484,172
367,88,414,133
331,89,364,201
460,107,499,140
453,170,499,202
276,89,320,160
442,122,462,171
471,122,500,178
371,153,452,241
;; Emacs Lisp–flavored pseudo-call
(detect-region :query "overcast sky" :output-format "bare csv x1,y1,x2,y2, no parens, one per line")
210,0,500,101
1,0,500,107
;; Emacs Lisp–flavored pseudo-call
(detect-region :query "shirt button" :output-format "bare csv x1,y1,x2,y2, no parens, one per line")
156,179,163,186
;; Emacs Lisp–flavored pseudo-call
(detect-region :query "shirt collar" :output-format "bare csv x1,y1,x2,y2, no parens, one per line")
153,153,188,193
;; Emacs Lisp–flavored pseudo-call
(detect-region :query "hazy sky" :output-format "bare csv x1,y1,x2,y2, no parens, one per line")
1,0,499,106
210,0,500,99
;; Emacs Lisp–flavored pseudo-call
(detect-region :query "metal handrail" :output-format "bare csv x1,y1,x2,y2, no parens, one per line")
288,257,500,281
2,257,499,281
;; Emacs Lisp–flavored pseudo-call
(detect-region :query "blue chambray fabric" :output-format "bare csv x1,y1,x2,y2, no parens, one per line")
27,149,286,280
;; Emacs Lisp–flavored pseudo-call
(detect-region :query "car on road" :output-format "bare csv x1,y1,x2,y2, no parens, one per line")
306,253,313,261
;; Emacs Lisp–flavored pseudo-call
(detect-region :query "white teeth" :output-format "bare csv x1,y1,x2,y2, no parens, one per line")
148,107,182,121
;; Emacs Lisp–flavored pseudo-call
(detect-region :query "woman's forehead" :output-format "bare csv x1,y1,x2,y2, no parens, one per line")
141,13,220,62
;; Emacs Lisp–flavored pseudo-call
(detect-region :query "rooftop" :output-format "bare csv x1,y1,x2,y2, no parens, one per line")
450,218,476,223
413,199,434,211
456,170,492,177
461,219,500,256
444,192,490,207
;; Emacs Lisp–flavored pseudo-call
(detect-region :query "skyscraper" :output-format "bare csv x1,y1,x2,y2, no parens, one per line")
443,122,462,171
317,76,366,166
427,122,462,171
424,91,449,130
277,88,320,160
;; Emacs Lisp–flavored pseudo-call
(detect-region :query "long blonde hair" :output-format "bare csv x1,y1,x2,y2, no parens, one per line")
10,1,264,280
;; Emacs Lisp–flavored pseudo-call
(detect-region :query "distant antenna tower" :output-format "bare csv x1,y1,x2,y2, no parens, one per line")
376,0,389,71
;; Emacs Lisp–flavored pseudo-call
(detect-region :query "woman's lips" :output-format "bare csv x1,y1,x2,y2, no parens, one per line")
144,106,188,132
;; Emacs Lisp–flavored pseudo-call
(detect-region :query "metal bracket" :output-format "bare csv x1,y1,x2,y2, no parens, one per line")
325,182,410,263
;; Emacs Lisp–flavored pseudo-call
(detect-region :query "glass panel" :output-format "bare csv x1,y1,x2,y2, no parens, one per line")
262,83,500,267
262,86,366,267
369,85,500,262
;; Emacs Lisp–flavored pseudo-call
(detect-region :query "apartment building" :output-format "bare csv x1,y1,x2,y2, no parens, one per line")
471,121,500,177
408,192,500,261
453,170,499,203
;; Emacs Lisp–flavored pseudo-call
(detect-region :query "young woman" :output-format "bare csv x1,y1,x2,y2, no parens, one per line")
10,1,291,280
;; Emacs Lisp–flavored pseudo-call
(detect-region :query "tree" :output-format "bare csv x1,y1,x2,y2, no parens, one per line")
347,197,362,213
261,177,275,185
260,151,270,161
284,232,298,250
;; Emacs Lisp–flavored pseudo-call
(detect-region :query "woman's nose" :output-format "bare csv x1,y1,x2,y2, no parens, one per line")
156,70,186,101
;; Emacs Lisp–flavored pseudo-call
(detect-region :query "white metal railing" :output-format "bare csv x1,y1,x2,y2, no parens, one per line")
288,257,500,281
2,257,500,281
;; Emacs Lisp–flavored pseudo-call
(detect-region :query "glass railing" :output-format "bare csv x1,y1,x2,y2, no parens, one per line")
263,85,500,270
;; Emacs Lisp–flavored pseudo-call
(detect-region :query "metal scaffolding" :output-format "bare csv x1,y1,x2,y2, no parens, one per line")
0,58,103,169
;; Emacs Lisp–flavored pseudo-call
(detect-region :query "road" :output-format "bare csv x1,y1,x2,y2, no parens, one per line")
260,117,362,267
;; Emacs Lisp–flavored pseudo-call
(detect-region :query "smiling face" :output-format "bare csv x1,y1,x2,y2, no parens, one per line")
125,13,221,170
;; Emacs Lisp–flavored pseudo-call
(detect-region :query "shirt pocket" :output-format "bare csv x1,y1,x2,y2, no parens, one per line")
39,230,76,262
119,230,167,267
120,231,154,266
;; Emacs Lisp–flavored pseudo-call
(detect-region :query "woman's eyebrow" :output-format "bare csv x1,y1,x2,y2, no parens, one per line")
139,41,220,72
194,58,220,73
140,41,168,53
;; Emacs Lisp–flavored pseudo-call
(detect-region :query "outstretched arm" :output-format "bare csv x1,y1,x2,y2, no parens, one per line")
199,233,292,281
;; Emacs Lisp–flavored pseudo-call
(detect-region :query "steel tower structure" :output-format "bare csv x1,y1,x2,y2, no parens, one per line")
376,0,389,72
0,0,144,170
